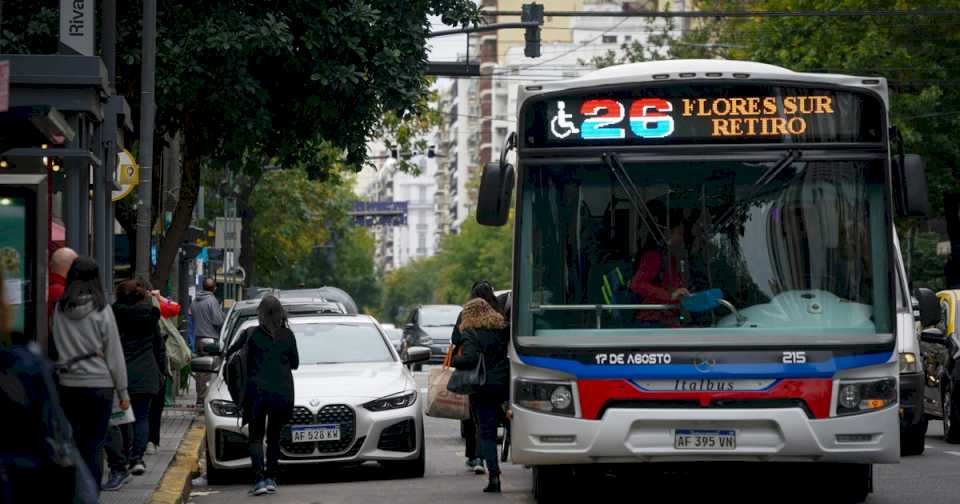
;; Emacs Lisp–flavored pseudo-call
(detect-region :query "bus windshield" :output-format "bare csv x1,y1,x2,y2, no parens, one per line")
517,157,893,340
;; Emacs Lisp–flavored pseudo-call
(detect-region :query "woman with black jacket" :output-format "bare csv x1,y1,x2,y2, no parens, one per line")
452,297,509,493
450,280,500,475
112,279,165,476
230,295,299,496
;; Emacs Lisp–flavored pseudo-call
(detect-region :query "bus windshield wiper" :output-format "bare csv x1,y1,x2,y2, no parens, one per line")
715,149,801,231
602,152,666,247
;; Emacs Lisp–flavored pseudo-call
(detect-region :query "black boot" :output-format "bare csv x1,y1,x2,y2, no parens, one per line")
483,475,501,493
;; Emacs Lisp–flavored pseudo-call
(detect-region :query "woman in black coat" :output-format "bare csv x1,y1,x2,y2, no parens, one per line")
237,295,299,496
452,297,509,493
112,279,165,475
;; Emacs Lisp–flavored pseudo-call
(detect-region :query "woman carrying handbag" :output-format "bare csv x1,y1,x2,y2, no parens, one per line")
451,297,508,494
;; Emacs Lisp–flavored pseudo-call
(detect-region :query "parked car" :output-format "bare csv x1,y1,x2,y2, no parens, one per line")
920,288,960,441
257,287,359,315
191,314,431,483
400,304,462,369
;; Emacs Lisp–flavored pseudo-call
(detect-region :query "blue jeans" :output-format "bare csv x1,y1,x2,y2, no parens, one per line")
125,394,153,464
472,386,508,477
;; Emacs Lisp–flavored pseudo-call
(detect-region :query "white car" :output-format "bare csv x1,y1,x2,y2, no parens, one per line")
192,314,431,483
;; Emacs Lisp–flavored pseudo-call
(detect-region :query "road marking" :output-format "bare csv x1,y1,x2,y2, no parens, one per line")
945,451,960,457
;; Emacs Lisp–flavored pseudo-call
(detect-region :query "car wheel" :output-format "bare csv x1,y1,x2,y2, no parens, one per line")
944,380,960,443
901,416,928,456
532,465,575,503
205,440,229,486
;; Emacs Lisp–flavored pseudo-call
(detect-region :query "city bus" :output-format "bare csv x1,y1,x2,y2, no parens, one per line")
476,60,931,503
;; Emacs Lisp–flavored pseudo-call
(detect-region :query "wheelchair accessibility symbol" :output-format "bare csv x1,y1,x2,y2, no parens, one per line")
550,101,580,139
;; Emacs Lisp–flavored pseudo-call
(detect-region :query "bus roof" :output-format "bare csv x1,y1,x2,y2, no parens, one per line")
519,59,889,109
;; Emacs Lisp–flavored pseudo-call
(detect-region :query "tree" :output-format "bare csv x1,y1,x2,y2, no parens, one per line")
379,257,441,324
1,1,480,289
434,215,514,303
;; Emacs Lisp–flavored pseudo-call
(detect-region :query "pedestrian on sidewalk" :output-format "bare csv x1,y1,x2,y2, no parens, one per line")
143,277,181,455
112,278,165,477
191,278,224,405
51,256,129,496
452,297,510,494
451,280,500,475
1,268,99,504
228,295,299,496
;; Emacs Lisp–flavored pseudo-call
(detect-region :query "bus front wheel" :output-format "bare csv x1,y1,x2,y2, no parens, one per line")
532,465,575,503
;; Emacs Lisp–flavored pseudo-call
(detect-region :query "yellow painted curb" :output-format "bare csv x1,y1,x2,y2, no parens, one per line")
150,418,205,504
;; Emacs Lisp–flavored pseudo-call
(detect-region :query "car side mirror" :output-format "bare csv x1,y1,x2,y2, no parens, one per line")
190,356,219,373
477,162,515,226
898,154,930,217
197,337,221,356
403,346,431,365
914,287,941,328
920,328,947,345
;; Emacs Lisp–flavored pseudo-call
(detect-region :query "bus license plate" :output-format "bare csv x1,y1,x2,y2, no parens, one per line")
674,429,736,450
291,424,340,443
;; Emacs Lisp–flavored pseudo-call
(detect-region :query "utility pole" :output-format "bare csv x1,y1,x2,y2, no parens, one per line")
135,0,157,279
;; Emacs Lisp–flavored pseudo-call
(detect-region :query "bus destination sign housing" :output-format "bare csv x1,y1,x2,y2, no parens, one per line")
523,82,884,148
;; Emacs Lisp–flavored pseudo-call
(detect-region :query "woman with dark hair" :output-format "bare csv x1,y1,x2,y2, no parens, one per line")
52,256,128,495
452,297,509,493
229,295,299,496
451,280,498,474
111,278,164,478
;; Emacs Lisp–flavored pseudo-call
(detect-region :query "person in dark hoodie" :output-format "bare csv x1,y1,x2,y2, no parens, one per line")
112,279,165,477
227,295,299,496
52,256,129,495
452,297,509,493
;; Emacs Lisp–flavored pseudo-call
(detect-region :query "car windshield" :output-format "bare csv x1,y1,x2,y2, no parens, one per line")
291,322,394,364
419,306,462,326
517,158,893,338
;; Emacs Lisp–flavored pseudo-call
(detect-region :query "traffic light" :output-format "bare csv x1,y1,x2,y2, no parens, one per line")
522,2,543,58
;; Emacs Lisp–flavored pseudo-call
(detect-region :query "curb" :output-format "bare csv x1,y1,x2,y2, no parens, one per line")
150,418,205,504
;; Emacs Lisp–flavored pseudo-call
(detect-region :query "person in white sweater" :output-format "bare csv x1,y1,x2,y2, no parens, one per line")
52,256,129,494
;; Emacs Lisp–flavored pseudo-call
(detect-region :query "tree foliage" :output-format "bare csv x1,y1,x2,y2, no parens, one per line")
0,0,480,290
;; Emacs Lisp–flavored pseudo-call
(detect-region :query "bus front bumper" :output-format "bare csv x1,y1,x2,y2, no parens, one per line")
511,405,899,466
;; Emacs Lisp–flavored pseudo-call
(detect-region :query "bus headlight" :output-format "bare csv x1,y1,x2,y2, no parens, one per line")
515,380,576,417
836,378,897,416
899,352,918,374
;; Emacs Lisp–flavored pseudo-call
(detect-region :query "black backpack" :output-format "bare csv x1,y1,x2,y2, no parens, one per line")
224,328,252,417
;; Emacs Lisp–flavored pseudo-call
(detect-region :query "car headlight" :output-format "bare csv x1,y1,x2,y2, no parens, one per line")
363,391,417,412
836,378,897,416
210,399,240,418
899,352,918,374
514,379,576,417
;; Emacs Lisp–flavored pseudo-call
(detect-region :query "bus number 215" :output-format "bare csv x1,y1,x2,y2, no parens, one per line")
782,351,807,364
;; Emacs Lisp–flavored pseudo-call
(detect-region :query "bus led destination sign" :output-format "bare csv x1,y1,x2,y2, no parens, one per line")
526,83,883,147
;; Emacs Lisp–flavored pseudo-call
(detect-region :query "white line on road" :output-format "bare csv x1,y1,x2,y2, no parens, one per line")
945,451,960,457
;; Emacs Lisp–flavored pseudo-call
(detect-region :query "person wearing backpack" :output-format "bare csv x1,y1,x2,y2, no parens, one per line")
452,297,509,494
226,296,299,496
51,256,129,495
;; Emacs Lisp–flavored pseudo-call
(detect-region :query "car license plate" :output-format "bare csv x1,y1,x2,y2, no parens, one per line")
291,424,341,443
674,429,736,450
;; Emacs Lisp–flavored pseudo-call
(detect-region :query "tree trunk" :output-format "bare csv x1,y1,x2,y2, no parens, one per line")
152,118,201,289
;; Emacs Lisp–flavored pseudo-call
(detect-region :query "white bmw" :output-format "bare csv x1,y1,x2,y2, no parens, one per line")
191,314,431,483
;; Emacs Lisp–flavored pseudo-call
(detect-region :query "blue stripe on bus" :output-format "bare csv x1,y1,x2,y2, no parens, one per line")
518,352,893,380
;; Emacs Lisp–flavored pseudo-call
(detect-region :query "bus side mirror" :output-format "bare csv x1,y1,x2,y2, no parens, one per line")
899,154,930,217
914,287,940,328
477,162,515,226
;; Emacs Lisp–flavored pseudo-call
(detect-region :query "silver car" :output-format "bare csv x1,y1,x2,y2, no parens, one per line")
192,315,431,483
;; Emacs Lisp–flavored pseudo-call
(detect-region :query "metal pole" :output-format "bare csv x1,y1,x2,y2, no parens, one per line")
100,0,117,293
135,0,157,279
102,0,116,85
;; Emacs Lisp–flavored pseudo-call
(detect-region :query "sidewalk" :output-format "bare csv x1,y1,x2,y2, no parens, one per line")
101,389,201,504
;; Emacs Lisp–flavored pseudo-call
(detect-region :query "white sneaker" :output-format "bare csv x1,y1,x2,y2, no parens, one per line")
145,443,158,455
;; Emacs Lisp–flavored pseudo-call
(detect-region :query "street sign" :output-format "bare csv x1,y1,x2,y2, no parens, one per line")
112,149,139,202
0,61,10,113
59,0,95,56
351,201,408,227
214,217,242,250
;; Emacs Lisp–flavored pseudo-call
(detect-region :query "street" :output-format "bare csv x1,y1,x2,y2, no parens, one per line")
190,370,960,504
